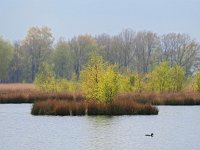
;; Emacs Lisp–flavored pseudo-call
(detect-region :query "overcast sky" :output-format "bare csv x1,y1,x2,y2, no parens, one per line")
0,0,199,42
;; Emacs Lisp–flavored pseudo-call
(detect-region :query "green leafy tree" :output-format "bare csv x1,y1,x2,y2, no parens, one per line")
149,62,172,92
81,53,105,101
98,66,120,103
81,53,120,103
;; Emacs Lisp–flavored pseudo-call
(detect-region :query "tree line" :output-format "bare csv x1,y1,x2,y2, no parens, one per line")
0,26,200,83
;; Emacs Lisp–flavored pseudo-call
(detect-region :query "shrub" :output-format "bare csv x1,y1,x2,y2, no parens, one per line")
193,70,200,92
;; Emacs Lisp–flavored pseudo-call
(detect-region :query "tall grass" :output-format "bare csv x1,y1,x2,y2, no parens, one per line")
1,84,200,105
0,83,84,103
0,84,35,93
116,92,200,105
0,92,84,103
31,99,158,116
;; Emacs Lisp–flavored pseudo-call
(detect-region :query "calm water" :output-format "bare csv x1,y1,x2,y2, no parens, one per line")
0,105,200,150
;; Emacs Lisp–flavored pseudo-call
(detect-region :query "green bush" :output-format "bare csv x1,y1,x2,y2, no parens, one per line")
193,71,200,92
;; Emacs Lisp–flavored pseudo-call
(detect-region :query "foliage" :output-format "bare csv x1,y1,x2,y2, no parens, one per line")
34,63,59,92
2,27,200,83
81,53,120,103
193,71,200,92
148,62,185,92
80,53,105,101
98,66,120,103
118,74,131,92
148,62,171,92
170,65,185,91
34,63,79,93
129,72,143,92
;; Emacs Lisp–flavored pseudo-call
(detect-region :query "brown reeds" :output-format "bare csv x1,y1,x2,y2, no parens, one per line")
31,100,86,116
116,92,200,105
0,84,35,94
0,83,85,103
31,99,159,116
1,84,200,106
0,92,85,103
87,100,158,115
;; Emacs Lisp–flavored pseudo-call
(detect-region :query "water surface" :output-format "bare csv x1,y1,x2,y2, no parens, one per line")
0,104,200,150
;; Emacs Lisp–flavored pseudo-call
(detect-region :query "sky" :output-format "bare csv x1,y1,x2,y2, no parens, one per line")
0,0,200,42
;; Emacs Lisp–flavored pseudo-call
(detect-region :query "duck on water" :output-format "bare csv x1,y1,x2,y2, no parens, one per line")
145,133,154,137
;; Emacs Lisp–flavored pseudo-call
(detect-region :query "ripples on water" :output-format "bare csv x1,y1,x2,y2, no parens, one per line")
0,104,200,150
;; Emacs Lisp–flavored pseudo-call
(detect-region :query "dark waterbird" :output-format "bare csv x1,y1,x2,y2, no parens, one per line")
145,133,154,137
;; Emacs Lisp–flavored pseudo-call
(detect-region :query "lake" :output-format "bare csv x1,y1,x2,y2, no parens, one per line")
0,104,200,150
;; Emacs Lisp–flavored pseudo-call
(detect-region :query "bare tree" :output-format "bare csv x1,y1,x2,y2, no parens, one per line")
134,31,160,73
69,34,98,79
117,29,136,71
160,33,200,74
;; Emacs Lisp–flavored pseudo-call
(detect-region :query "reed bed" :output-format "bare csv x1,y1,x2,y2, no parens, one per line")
0,84,84,103
0,84,35,94
1,84,200,105
0,92,84,103
116,92,200,105
31,99,158,116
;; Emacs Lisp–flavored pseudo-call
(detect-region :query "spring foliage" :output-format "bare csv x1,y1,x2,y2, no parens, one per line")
193,71,200,92
98,66,120,103
129,72,143,92
148,62,185,92
80,54,120,103
34,63,78,92
170,65,185,91
34,63,60,92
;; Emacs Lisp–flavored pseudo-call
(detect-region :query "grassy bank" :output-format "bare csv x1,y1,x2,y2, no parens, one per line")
31,99,158,116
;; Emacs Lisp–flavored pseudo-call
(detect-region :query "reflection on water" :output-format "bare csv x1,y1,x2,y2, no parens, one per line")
0,104,200,150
